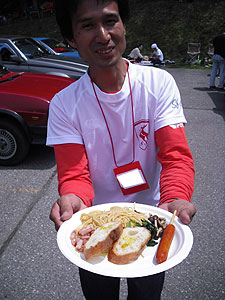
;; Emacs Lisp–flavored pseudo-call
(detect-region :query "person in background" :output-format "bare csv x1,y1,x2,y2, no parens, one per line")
209,31,225,91
149,43,164,65
47,1,196,299
128,43,144,63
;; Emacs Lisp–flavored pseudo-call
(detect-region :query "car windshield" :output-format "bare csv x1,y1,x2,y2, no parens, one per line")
14,38,49,58
0,64,9,77
43,38,74,53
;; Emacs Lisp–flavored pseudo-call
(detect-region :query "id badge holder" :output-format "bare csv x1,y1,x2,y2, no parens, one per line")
113,161,149,195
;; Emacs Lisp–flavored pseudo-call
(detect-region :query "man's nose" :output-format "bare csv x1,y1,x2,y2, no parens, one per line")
95,25,110,42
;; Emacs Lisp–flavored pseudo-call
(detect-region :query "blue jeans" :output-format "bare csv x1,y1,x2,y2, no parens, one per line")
210,54,225,88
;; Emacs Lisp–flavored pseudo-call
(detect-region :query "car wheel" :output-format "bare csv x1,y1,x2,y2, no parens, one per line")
0,119,30,166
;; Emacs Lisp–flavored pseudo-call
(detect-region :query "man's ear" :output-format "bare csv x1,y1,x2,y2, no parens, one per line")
67,39,77,49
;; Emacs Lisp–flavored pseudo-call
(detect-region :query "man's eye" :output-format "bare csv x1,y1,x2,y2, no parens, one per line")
106,19,117,26
82,23,93,29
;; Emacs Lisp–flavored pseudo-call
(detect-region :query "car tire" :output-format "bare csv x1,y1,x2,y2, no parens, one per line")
0,119,30,166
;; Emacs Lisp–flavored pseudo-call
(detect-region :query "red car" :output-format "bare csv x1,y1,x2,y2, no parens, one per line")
0,64,74,165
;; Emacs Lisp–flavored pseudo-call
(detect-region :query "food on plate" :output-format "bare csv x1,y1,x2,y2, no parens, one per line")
156,224,175,263
70,205,169,264
79,206,149,229
108,227,151,264
83,222,123,260
131,214,167,247
156,210,176,264
70,225,95,252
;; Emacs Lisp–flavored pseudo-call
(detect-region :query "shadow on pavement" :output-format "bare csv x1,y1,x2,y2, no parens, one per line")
208,91,225,120
0,145,56,170
194,87,225,120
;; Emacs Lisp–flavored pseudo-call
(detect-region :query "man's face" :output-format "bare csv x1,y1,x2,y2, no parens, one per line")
69,0,126,70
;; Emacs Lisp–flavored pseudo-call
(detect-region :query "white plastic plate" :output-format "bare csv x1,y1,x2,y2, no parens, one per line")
57,202,193,278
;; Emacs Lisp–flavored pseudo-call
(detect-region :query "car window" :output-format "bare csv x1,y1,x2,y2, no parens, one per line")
44,39,63,49
14,40,42,58
0,44,15,62
43,38,74,53
13,39,48,58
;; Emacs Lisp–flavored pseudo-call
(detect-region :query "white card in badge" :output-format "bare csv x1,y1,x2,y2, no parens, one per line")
113,161,149,195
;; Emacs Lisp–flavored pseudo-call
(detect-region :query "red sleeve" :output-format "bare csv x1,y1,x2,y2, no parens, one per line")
155,125,195,205
54,143,94,207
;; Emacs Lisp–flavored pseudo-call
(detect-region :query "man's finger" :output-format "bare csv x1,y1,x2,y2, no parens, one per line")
178,209,192,225
50,202,63,230
58,197,73,221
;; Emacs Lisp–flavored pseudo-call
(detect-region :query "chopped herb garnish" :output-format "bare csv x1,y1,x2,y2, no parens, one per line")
126,218,165,247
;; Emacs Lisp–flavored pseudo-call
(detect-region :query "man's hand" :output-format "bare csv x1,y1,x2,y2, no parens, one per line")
50,193,87,230
159,199,196,225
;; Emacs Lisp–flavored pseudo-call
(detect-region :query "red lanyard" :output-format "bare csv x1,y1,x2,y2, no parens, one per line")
91,68,135,168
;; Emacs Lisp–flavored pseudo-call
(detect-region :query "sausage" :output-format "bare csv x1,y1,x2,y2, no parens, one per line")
70,230,76,240
75,238,84,251
78,225,93,236
156,224,175,264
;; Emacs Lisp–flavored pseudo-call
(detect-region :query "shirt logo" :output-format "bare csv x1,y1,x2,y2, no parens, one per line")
134,120,149,150
171,98,180,109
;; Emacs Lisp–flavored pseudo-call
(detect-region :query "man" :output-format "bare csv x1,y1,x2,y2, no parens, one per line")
128,43,144,63
209,32,225,90
150,43,164,65
47,1,196,299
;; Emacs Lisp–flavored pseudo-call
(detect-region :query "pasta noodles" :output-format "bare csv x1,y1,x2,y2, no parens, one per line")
78,206,149,230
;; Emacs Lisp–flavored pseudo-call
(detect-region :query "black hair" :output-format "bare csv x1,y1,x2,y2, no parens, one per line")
54,0,130,41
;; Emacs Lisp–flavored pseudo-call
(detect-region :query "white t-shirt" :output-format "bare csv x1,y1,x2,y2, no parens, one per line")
128,47,143,60
47,60,186,207
153,48,164,62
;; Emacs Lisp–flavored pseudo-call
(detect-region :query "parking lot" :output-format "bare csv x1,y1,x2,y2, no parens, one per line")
0,68,224,300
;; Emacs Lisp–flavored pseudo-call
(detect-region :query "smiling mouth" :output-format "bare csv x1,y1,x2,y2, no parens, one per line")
96,47,114,54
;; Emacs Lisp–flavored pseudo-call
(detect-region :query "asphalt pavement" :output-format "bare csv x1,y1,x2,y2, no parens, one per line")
0,67,224,300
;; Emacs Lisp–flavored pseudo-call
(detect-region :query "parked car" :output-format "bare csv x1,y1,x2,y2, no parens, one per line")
33,37,81,59
0,63,75,166
0,36,88,79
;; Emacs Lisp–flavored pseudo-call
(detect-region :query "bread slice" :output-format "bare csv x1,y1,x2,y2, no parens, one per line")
83,222,123,260
108,227,151,264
